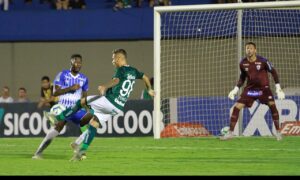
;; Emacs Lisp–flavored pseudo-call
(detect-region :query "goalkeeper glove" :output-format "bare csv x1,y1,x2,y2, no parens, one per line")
228,86,239,100
275,84,285,100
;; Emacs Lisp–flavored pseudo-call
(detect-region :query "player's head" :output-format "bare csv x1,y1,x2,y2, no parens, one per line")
245,42,257,58
41,76,50,89
112,49,127,67
70,54,83,73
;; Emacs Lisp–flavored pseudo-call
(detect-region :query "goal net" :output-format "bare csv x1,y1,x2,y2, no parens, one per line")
153,1,300,139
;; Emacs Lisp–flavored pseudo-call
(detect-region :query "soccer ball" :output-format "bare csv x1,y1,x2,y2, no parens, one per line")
220,126,230,135
50,104,66,116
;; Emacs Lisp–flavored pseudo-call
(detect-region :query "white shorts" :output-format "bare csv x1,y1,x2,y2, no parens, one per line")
86,95,122,126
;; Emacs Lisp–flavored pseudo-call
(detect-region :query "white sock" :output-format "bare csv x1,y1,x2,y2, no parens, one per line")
75,130,88,145
39,128,59,147
46,128,59,140
35,128,59,154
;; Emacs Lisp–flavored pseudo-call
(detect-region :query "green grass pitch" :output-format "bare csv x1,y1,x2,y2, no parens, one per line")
0,136,300,175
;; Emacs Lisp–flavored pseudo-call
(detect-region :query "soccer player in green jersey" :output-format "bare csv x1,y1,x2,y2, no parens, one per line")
49,49,154,161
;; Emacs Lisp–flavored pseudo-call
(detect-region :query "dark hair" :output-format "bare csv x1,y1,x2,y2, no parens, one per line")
41,76,50,82
245,42,256,49
18,87,27,92
112,49,127,58
70,54,82,61
3,86,9,90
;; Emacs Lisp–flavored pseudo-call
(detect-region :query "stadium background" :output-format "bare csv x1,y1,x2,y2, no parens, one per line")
0,0,215,138
0,0,213,101
1,0,300,175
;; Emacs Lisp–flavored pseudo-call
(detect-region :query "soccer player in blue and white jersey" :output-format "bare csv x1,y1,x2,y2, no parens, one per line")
32,54,90,159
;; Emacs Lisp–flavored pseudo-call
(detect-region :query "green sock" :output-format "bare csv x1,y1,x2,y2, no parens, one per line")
81,144,89,152
80,125,88,133
56,100,82,121
80,125,96,152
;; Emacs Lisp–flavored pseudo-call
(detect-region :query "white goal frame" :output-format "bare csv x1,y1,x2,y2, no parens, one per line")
153,1,300,139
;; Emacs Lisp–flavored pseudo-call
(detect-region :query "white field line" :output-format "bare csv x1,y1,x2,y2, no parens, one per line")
2,144,299,153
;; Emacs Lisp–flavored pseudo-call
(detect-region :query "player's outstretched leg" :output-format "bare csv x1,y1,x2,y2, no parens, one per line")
57,100,83,121
58,96,97,122
32,126,61,159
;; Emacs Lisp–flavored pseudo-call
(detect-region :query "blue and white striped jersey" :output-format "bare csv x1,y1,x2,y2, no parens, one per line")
54,70,89,108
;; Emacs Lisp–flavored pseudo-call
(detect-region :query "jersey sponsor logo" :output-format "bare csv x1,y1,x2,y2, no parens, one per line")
255,62,262,65
247,90,263,97
127,74,136,80
243,63,249,66
114,98,125,107
118,95,127,102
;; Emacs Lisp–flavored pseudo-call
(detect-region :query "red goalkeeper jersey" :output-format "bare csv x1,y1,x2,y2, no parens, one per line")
237,55,279,90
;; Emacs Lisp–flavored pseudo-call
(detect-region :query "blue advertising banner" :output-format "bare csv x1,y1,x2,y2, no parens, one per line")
0,100,153,137
177,96,300,136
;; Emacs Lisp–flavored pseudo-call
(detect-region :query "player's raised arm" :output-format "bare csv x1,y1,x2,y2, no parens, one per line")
98,78,120,96
54,84,80,96
142,74,154,97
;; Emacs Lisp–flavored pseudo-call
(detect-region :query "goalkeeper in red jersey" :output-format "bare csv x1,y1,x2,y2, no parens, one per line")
221,42,285,141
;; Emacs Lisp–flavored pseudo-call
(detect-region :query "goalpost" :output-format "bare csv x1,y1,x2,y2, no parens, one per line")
153,1,300,139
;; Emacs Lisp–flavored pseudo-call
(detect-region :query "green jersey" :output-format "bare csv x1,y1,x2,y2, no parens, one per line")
105,65,144,110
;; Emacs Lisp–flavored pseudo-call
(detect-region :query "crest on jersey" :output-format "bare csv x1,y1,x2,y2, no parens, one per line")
256,65,261,70
80,81,84,87
245,68,248,71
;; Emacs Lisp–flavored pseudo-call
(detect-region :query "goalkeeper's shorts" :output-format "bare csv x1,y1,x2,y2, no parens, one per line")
237,87,275,107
